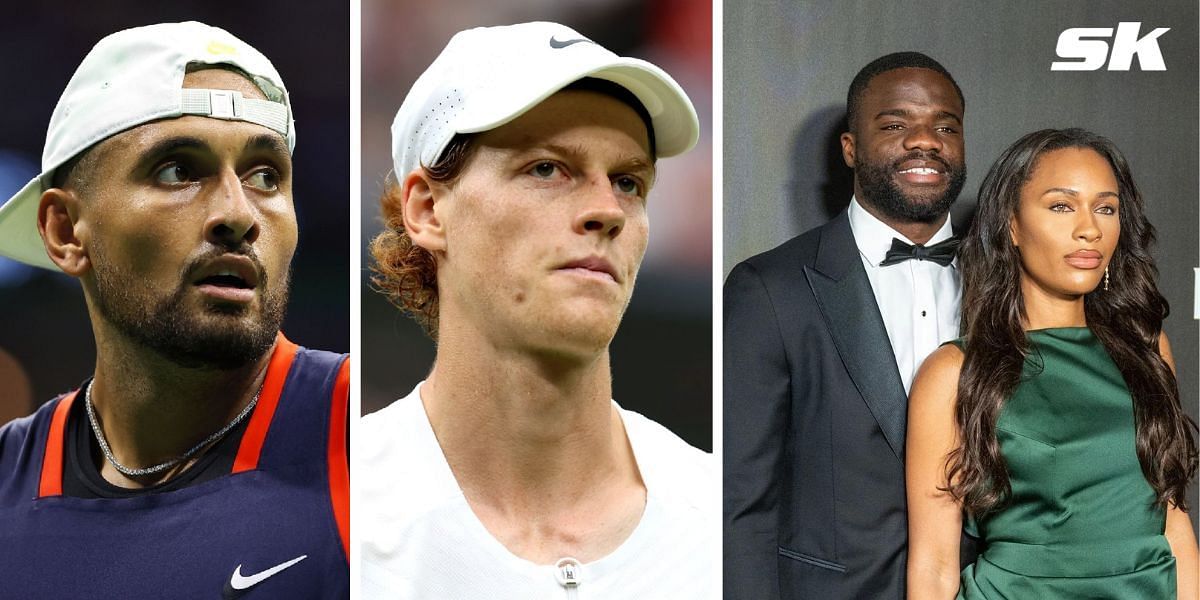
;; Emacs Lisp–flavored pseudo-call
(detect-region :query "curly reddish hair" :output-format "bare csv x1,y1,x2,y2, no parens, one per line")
369,135,476,338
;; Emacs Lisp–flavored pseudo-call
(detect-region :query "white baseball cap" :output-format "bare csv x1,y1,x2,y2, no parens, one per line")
0,21,294,270
392,21,700,180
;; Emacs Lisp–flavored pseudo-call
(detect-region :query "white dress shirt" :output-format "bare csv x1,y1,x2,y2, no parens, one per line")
847,198,961,394
361,383,716,599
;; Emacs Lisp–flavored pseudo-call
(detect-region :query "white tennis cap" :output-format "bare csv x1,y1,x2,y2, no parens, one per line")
392,21,699,179
0,21,294,270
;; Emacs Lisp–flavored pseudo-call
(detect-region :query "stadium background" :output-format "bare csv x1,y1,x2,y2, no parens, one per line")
0,2,351,423
360,0,714,450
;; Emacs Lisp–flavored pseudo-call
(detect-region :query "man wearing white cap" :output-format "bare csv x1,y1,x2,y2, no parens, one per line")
0,22,348,598
362,22,713,598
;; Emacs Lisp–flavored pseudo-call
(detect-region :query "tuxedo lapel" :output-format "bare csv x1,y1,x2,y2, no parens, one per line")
804,211,908,461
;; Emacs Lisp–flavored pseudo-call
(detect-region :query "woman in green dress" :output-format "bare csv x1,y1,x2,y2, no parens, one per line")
906,128,1198,599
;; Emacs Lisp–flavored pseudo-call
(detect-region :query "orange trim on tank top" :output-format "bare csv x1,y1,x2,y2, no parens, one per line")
37,391,77,497
327,357,350,561
232,333,298,473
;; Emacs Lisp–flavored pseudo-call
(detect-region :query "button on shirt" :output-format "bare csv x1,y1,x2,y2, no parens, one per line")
847,198,961,394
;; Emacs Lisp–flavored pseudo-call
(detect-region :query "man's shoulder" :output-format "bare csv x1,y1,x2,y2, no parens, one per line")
281,343,349,403
291,344,349,371
729,215,847,281
361,388,426,469
619,407,713,509
360,383,471,571
361,385,426,442
0,410,39,461
0,396,65,494
361,384,458,507
0,396,63,447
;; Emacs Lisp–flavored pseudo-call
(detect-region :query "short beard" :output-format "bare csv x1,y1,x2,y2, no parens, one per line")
856,150,966,224
91,244,289,370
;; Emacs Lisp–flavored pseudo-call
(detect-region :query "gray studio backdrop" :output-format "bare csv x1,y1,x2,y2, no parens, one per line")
725,0,1198,506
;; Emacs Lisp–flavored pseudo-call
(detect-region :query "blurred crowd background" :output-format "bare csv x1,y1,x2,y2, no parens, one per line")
0,2,350,424
361,0,714,449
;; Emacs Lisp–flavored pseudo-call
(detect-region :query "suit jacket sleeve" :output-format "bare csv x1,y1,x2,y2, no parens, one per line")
723,260,791,600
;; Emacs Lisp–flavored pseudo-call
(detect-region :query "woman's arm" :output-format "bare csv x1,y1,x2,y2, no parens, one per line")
907,344,968,600
1166,504,1198,600
1159,332,1198,600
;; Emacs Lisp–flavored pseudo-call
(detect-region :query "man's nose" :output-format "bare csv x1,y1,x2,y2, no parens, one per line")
204,169,260,248
572,177,626,239
902,124,943,153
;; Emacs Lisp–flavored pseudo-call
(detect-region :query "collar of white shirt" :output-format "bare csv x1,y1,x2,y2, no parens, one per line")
847,196,956,268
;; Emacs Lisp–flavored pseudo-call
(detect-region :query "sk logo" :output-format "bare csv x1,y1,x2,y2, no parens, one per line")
1051,22,1169,71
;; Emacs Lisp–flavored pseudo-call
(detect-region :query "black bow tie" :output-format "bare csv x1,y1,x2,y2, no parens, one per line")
879,236,959,267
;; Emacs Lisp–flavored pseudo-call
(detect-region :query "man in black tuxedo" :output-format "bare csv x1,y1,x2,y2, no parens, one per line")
724,52,968,599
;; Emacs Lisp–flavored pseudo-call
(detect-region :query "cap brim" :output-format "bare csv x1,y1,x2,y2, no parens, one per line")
457,56,700,159
586,61,700,157
0,176,58,271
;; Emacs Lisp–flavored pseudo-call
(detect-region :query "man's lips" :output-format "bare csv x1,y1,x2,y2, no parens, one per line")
190,255,261,303
1065,249,1103,269
557,256,619,284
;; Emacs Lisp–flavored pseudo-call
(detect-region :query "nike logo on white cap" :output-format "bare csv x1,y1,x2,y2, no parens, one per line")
549,36,592,49
223,555,307,598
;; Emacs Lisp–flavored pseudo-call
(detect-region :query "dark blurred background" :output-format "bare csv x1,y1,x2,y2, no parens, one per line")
0,2,350,424
361,0,713,450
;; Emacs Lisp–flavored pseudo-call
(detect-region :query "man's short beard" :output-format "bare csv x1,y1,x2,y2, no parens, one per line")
91,245,289,370
856,150,966,224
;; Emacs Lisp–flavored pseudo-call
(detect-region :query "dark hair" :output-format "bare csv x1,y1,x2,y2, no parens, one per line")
845,52,964,133
50,148,96,191
948,128,1197,515
370,77,657,338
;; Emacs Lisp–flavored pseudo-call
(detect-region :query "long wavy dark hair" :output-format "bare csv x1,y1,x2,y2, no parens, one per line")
948,128,1197,515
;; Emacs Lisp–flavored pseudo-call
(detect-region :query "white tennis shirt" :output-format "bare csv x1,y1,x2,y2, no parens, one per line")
847,198,961,394
361,382,715,599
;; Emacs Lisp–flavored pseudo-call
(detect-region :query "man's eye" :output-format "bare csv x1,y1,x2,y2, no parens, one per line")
613,176,643,197
154,163,191,184
530,162,559,178
245,169,280,191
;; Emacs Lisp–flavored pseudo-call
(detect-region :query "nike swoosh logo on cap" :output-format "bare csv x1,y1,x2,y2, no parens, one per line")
223,555,307,597
549,36,592,49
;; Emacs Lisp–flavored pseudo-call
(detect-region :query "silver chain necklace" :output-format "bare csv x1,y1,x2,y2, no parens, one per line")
84,381,261,478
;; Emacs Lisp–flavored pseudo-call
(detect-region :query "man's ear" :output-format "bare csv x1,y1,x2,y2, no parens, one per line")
401,170,447,254
840,131,857,169
38,188,90,277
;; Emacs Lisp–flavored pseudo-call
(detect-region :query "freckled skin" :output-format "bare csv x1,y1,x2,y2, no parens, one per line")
1011,148,1121,300
432,90,653,363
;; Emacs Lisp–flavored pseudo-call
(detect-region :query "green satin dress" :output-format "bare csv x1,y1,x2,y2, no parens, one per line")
955,328,1176,599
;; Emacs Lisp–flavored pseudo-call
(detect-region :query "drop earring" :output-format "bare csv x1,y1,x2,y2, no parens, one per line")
1104,266,1110,291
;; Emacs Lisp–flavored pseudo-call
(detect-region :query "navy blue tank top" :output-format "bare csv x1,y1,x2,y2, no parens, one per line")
0,334,349,599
